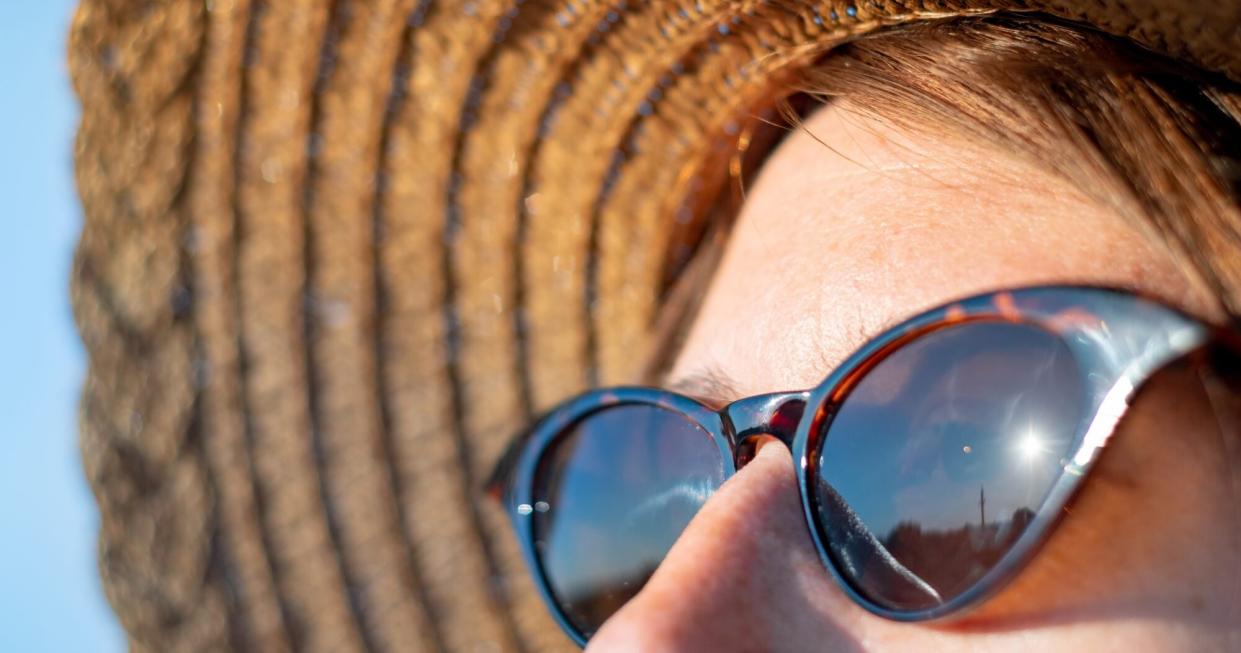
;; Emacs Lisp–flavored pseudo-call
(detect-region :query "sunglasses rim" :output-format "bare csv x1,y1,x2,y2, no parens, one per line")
794,308,1139,622
497,284,1215,644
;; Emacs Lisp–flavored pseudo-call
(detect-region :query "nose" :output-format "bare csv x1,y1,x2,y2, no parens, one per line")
584,442,870,653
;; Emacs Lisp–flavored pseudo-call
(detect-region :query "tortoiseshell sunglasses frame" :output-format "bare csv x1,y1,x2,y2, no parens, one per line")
487,285,1238,646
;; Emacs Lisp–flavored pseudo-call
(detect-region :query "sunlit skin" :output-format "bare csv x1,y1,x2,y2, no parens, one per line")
585,101,1241,651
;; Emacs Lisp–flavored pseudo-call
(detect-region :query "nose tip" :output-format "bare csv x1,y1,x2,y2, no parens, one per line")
584,443,860,652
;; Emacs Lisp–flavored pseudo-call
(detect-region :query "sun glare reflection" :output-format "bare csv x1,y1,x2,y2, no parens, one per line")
1016,429,1046,460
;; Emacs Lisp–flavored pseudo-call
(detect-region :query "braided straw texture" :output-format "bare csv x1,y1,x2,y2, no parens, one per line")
69,0,1238,651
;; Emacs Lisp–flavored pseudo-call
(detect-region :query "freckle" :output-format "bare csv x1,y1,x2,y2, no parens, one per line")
1189,595,1206,613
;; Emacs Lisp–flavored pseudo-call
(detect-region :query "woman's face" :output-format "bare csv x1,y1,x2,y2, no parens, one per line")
585,101,1241,651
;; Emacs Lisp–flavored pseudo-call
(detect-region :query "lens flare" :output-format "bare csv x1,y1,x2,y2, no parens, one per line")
1016,430,1045,460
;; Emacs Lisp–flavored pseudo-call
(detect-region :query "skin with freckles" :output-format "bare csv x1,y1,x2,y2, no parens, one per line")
584,101,1241,652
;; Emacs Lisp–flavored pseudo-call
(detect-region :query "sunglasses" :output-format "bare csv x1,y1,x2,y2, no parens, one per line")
486,285,1237,645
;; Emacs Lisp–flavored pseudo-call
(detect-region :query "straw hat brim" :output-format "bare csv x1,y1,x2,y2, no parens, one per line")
68,0,1239,650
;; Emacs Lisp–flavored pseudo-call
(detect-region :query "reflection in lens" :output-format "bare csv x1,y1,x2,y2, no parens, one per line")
815,322,1083,612
532,404,725,637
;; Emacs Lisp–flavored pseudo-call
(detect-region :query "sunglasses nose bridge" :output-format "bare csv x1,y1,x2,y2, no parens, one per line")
722,391,811,468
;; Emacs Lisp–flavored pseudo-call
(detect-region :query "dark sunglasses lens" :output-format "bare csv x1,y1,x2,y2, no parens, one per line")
814,322,1084,613
531,403,726,637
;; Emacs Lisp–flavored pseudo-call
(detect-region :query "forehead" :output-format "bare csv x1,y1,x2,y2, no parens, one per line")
667,100,1211,397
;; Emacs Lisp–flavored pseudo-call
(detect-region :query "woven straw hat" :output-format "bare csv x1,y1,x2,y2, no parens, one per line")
68,0,1238,651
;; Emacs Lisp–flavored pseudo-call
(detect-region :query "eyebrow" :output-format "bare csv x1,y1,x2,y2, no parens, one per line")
661,308,916,409
665,365,743,409
661,294,947,412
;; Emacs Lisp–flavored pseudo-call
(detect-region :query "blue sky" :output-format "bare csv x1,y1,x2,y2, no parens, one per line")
0,2,125,650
